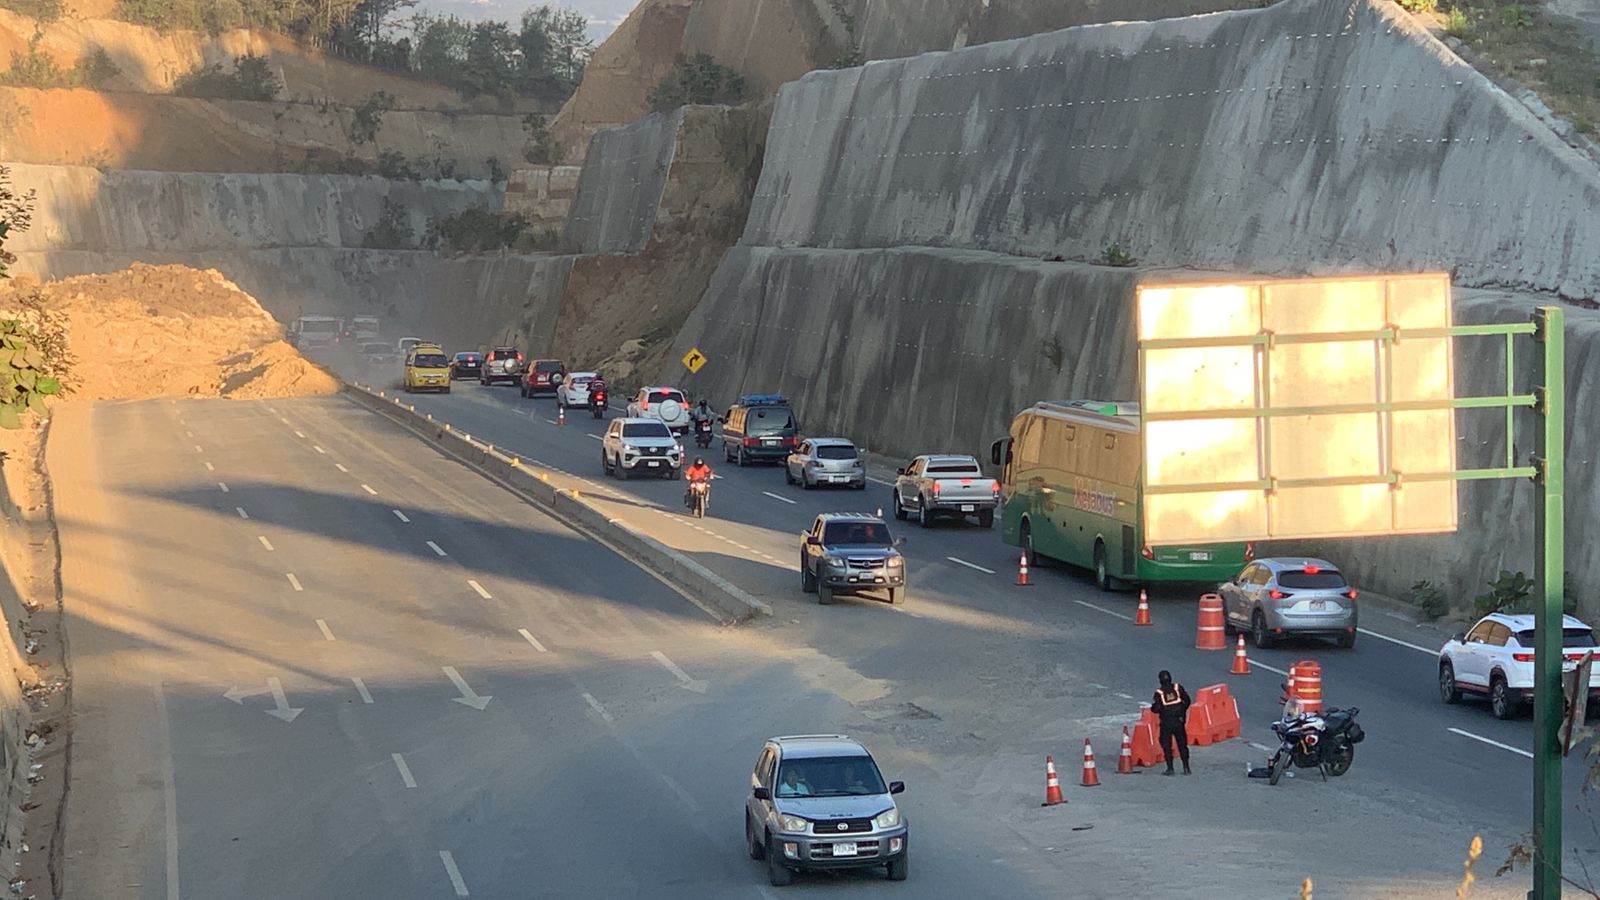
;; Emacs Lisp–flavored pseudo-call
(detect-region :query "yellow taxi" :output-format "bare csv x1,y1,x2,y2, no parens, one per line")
403,343,452,393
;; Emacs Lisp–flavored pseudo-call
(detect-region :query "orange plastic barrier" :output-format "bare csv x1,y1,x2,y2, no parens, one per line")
1129,706,1163,768
1185,701,1216,747
1195,593,1227,650
1192,683,1241,742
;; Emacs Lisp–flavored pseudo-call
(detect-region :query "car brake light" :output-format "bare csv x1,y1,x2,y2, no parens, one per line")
960,478,972,486
1304,565,1320,575
992,483,1001,496
1244,542,1256,561
1140,545,1154,560
1342,589,1358,600
744,437,759,447
932,481,942,495
783,437,798,448
1269,589,1288,600
1513,652,1535,662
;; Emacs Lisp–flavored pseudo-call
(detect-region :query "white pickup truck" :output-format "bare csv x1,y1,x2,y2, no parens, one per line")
891,454,1000,528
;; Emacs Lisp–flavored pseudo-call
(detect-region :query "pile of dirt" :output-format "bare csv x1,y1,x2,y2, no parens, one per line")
0,263,339,401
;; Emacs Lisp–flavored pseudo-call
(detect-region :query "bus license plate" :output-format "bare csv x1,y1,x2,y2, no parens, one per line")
961,504,975,512
833,842,858,857
1188,551,1212,561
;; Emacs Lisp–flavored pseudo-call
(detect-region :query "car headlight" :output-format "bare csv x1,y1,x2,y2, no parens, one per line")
779,814,809,833
886,557,904,567
622,444,637,454
826,556,845,567
872,808,900,830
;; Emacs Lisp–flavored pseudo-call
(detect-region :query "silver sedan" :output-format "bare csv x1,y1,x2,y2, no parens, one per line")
785,438,867,490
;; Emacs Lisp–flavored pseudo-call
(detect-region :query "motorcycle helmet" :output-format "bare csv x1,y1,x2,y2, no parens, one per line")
694,457,705,466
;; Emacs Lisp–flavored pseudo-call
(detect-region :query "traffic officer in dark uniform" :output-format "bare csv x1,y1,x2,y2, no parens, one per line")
1152,669,1192,775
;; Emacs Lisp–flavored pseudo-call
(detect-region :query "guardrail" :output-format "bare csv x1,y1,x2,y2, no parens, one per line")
340,382,773,625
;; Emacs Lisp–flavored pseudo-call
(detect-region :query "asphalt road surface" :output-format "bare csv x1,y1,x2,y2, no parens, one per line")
47,369,1600,898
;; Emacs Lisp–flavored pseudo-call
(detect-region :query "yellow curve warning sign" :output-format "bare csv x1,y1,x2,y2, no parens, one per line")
682,347,708,373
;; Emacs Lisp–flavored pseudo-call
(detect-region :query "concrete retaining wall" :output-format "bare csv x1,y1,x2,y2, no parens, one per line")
563,109,685,254
745,0,1600,300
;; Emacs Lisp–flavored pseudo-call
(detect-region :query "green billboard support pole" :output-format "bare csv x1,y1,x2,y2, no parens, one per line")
1531,305,1565,900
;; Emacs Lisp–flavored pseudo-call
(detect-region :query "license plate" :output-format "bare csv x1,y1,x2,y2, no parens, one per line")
1189,551,1212,561
1310,600,1326,610
961,504,975,512
645,460,660,467
764,439,779,445
832,842,858,857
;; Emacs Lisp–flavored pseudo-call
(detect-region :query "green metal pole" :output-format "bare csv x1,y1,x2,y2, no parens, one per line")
1531,306,1565,900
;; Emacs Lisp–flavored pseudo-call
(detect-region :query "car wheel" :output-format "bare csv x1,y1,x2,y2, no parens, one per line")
917,501,932,528
887,587,904,605
1438,662,1462,704
1491,674,1520,720
617,461,630,481
802,472,814,490
819,586,833,606
784,465,795,485
892,491,907,520
767,837,793,886
1336,630,1356,649
747,815,766,860
886,848,908,881
977,509,994,528
738,447,749,467
800,562,817,594
601,451,612,476
1093,542,1113,592
1252,611,1275,650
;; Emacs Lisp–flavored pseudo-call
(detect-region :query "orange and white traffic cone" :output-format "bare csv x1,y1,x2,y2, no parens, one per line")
1135,589,1153,627
1116,726,1135,774
1017,552,1030,587
1231,635,1251,675
1080,739,1101,787
1042,755,1065,806
557,405,566,426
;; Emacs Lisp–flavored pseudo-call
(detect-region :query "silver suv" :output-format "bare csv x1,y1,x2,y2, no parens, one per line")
745,734,908,886
600,417,682,479
1219,557,1359,649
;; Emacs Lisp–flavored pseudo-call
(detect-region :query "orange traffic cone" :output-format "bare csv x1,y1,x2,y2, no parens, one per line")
1041,755,1065,806
1080,739,1101,787
557,405,566,426
1135,589,1153,626
1116,726,1135,774
1017,552,1030,587
1231,635,1251,675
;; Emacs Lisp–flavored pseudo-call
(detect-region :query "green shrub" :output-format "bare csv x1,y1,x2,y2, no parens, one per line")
1100,244,1139,267
0,318,63,427
648,53,748,113
1499,2,1531,28
362,198,415,249
347,91,392,147
426,207,527,254
1474,570,1535,617
173,53,280,101
521,112,561,164
1397,0,1437,12
0,34,118,90
485,157,506,183
0,0,64,21
1410,579,1451,620
1444,7,1473,36
376,151,417,180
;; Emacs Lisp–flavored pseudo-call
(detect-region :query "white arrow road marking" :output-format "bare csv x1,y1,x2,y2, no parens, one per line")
947,556,996,574
442,666,491,710
257,535,274,551
518,629,548,652
1448,727,1533,758
352,677,374,704
265,677,303,722
316,619,336,641
439,851,469,897
391,753,417,789
762,491,796,505
467,579,492,599
223,683,272,704
392,509,410,523
426,541,448,557
650,651,708,693
286,573,303,592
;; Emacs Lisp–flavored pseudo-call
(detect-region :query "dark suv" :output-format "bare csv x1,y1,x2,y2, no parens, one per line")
520,359,567,397
722,394,799,466
800,513,907,605
450,352,482,380
480,347,523,385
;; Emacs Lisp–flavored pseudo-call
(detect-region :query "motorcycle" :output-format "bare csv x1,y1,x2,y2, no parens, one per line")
693,418,714,448
1260,702,1364,785
686,479,710,518
589,387,608,419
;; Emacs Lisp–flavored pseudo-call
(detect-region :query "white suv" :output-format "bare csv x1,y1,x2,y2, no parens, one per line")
1438,612,1600,719
601,417,682,480
627,387,691,435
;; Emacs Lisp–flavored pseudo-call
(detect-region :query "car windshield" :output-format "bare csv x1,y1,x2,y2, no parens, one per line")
648,390,685,404
412,353,449,368
622,422,672,438
748,407,795,435
490,349,518,360
774,756,887,798
301,320,338,333
455,354,480,362
816,445,857,460
570,375,594,385
1278,570,1346,589
823,521,891,545
1515,628,1597,649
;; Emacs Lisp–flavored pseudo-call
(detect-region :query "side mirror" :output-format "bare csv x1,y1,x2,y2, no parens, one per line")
895,467,906,476
889,781,904,795
753,786,770,801
804,534,818,544
1453,632,1466,643
893,537,907,547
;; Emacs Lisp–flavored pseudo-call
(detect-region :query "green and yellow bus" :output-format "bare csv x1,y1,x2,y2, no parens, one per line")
989,400,1251,591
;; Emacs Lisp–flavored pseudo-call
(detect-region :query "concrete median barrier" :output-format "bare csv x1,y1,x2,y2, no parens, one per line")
339,382,772,624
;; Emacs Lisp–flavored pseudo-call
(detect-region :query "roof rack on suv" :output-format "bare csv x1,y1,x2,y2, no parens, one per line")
773,734,851,741
737,393,789,407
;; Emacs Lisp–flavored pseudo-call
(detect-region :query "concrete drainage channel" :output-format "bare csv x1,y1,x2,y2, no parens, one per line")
340,382,773,625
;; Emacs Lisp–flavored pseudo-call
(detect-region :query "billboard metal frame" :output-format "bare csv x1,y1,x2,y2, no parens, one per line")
1137,306,1566,900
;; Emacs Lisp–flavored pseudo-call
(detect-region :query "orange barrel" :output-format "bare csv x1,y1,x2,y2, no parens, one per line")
1195,593,1228,650
1295,660,1323,714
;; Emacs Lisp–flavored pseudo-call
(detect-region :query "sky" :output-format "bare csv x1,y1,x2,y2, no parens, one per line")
414,0,642,40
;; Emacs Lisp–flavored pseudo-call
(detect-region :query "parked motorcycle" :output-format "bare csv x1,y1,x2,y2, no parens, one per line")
589,386,608,419
1263,703,1364,785
686,479,710,518
693,418,714,448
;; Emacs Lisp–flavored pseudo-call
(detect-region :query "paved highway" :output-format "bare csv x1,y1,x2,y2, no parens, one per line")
329,362,1600,897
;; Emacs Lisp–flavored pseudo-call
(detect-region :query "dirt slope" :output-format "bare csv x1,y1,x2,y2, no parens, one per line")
2,263,338,401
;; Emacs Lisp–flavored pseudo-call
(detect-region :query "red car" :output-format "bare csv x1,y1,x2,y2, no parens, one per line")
520,359,567,398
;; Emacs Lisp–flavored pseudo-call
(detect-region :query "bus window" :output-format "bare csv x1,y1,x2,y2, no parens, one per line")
1016,415,1044,469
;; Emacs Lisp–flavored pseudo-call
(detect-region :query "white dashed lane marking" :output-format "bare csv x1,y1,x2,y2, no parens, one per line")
257,536,274,551
467,579,492,599
361,484,378,495
946,556,996,574
1448,727,1533,758
393,510,411,523
286,573,303,592
316,619,336,641
426,541,448,557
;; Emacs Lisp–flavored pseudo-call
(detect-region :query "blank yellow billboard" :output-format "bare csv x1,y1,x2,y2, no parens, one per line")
1137,273,1458,545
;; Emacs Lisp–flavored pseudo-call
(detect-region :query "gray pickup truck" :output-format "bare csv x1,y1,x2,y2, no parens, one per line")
800,513,907,605
891,454,1000,528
